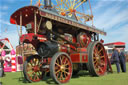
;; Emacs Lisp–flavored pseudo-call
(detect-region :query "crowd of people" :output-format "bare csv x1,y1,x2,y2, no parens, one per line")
111,48,126,73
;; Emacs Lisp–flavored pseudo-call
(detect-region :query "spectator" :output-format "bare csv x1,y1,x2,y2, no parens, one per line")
118,49,126,72
111,48,120,73
0,55,4,77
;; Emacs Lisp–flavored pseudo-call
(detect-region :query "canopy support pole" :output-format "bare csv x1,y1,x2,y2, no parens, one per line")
34,11,37,35
20,12,22,36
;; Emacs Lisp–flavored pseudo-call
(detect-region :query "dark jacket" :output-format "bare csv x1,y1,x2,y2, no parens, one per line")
111,50,119,62
0,60,4,68
119,51,126,62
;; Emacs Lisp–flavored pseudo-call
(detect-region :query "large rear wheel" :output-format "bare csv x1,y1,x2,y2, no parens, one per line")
87,41,107,76
50,52,72,84
23,55,42,82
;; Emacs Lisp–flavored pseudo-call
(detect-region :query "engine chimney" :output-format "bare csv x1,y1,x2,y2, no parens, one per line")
44,0,52,9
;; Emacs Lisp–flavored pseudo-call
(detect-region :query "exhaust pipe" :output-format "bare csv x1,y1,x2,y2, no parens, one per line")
44,0,52,9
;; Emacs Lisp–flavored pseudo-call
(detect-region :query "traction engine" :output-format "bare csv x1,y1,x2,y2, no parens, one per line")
10,0,108,84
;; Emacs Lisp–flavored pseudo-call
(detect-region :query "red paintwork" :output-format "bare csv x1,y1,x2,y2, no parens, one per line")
77,48,87,53
70,53,80,63
82,53,88,63
59,45,68,53
20,33,47,43
70,53,88,63
104,42,125,46
79,33,91,48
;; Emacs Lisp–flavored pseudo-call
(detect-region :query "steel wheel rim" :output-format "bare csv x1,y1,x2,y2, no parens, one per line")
54,54,72,83
93,43,107,75
26,57,42,82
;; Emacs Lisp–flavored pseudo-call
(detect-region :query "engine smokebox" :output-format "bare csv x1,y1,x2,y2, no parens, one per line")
37,41,58,57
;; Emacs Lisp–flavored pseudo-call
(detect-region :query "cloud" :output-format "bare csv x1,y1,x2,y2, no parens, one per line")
92,1,128,50
0,19,11,26
1,31,19,49
6,0,17,3
0,25,26,49
0,12,7,19
97,0,128,1
101,24,128,49
95,8,128,30
0,5,8,10
93,1,128,30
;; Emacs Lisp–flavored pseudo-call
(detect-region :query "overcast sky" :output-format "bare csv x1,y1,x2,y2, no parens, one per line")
0,0,128,50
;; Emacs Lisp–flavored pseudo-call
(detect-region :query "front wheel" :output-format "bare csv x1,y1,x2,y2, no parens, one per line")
23,55,42,82
50,52,72,84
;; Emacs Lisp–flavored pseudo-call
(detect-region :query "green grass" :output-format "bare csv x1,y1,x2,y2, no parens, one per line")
1,63,128,85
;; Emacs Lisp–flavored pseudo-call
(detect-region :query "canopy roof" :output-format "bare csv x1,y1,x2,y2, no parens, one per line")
10,6,38,26
10,6,106,35
104,42,125,46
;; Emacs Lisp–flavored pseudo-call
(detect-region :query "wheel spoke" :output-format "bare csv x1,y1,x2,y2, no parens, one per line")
55,69,61,74
64,67,69,70
33,58,37,65
27,66,33,72
94,48,99,57
28,71,34,76
94,59,98,64
34,73,39,80
60,72,64,81
98,66,103,73
64,58,68,65
100,56,104,59
63,71,69,75
98,48,103,54
55,62,61,67
93,56,97,60
100,62,105,67
30,60,34,66
61,56,65,64
59,56,62,65
56,58,60,64
64,61,70,66
37,71,41,76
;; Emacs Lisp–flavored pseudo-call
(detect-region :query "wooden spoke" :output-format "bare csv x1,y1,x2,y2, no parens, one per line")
64,58,68,65
55,69,61,74
59,56,62,65
30,60,34,66
56,58,60,64
27,66,33,72
63,71,69,75
100,56,105,59
98,48,103,54
55,62,61,67
60,72,64,81
61,56,65,64
28,71,34,76
34,73,39,80
93,56,97,59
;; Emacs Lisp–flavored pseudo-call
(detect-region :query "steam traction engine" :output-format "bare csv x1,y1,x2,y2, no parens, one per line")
10,0,107,84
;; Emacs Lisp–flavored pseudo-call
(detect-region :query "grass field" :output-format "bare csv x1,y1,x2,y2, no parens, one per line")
1,63,128,85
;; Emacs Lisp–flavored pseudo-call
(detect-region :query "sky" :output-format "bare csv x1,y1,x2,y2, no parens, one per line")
0,0,128,50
